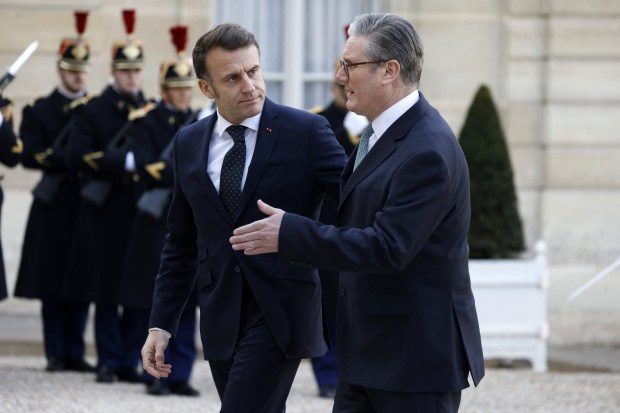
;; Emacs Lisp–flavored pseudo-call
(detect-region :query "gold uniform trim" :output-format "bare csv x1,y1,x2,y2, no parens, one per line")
83,151,104,170
128,102,157,121
34,148,53,165
145,161,165,181
11,137,23,154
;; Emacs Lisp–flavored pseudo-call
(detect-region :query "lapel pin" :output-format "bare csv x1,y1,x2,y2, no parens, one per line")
266,127,272,133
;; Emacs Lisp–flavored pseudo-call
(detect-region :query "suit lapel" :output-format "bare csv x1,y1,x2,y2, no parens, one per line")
339,93,431,208
236,99,279,221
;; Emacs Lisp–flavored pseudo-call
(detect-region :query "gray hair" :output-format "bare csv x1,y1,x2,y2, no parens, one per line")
348,13,423,86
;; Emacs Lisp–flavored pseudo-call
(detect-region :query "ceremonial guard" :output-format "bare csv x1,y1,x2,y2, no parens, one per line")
64,9,151,383
0,92,22,301
12,12,92,373
120,25,200,397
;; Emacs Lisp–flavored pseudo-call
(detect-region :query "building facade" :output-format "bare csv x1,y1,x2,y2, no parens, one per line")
0,0,619,286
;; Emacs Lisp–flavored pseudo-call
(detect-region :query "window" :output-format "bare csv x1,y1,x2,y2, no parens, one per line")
214,0,383,109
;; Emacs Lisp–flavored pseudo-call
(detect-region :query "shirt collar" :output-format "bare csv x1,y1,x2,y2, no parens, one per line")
215,110,261,138
370,89,419,140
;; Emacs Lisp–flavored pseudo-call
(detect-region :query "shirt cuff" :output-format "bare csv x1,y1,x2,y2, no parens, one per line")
148,327,171,339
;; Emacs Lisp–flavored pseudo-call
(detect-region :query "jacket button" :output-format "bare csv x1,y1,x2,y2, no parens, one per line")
234,266,241,274
340,288,346,296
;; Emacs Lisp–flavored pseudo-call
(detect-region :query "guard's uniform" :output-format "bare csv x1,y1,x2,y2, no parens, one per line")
13,10,94,373
64,84,148,379
13,90,92,369
63,10,150,382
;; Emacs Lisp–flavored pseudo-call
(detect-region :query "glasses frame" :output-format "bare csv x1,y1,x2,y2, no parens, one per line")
339,59,388,77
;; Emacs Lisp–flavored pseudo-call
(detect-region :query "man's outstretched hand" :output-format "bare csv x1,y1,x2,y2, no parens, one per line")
230,200,285,255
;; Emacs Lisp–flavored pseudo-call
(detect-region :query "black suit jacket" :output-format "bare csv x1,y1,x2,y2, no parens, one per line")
280,93,485,392
149,98,347,360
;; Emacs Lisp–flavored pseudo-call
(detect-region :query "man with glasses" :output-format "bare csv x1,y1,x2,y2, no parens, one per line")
231,13,485,412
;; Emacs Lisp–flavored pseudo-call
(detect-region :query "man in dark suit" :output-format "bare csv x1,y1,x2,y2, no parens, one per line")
231,13,485,412
141,23,347,412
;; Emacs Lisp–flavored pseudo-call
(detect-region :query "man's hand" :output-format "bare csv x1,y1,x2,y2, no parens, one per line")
141,330,172,379
230,199,285,255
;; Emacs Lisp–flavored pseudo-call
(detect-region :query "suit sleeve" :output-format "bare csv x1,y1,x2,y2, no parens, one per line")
148,130,198,335
280,150,451,273
308,115,347,202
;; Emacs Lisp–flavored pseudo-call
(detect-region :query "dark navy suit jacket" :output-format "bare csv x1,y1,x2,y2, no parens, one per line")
149,98,347,361
280,93,485,392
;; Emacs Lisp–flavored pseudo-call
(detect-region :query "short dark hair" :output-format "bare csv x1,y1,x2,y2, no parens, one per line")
192,23,260,81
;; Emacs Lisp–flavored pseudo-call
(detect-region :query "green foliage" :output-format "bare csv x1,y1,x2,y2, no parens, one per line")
459,85,525,258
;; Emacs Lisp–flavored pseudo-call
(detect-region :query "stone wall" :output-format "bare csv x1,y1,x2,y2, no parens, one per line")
0,0,619,290
0,0,211,290
390,0,620,265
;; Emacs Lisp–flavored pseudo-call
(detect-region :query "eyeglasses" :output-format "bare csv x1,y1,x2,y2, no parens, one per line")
339,59,387,77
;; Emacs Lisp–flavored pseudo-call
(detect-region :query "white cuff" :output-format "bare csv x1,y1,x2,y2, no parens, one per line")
149,327,171,339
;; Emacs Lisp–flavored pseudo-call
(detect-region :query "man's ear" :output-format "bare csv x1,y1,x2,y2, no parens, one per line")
382,60,400,85
198,79,215,99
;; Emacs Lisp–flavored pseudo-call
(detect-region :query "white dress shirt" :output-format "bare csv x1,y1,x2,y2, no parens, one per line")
206,110,261,193
366,89,420,153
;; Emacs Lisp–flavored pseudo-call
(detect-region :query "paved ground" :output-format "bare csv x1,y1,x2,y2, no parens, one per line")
2,264,620,412
1,356,619,413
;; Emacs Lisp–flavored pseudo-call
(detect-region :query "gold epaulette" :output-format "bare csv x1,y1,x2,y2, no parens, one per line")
69,94,94,110
128,101,157,121
25,96,44,108
308,105,324,114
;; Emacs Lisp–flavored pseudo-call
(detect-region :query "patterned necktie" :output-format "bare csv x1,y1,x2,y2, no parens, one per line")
353,124,374,171
220,125,247,218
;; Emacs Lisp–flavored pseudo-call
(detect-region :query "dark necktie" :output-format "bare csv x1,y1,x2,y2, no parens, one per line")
353,124,374,170
220,125,247,218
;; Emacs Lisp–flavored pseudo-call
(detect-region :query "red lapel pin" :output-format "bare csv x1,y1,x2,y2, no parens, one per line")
266,127,272,133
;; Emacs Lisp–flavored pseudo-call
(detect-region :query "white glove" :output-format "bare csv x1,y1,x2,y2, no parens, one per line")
125,151,136,172
343,111,369,136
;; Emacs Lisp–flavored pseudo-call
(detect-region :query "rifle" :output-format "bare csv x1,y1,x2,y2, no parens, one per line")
0,41,38,95
31,97,89,204
136,110,198,219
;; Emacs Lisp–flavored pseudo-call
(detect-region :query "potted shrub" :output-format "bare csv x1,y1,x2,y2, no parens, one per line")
459,85,548,371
